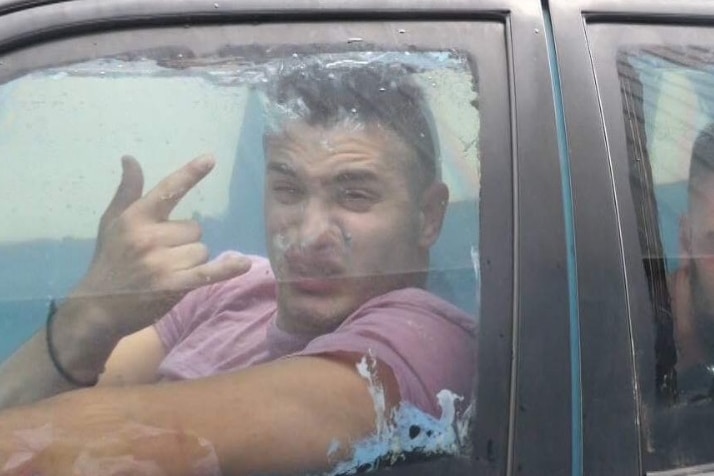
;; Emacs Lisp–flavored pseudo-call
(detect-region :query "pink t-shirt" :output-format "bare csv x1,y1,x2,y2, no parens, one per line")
154,256,477,416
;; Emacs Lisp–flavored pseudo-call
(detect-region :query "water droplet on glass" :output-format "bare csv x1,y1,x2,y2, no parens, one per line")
534,28,540,34
347,37,363,44
213,2,220,8
379,87,386,92
398,29,407,34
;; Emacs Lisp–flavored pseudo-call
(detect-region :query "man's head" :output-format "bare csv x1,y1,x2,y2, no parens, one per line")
260,62,449,335
682,123,714,355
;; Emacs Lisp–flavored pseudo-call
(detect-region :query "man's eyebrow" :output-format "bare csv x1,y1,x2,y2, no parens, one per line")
333,169,381,183
266,162,297,177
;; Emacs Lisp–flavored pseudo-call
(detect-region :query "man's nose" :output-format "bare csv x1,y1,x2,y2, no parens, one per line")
298,198,336,249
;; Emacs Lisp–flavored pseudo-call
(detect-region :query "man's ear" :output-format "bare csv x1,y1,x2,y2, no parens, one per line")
418,181,449,248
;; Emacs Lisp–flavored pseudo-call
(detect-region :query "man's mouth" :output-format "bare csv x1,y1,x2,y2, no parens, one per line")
280,257,345,294
289,275,341,294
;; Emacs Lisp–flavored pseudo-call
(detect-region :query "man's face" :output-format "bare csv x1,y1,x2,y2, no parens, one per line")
264,121,441,335
687,175,714,357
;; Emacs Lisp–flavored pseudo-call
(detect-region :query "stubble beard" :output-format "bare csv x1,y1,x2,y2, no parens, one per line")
690,262,714,364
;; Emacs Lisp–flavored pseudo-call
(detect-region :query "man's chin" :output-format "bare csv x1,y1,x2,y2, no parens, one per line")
275,274,404,333
277,293,353,335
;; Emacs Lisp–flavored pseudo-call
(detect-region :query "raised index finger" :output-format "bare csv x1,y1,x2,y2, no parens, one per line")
137,154,216,221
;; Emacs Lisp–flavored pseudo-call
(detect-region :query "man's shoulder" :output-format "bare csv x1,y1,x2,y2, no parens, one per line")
170,253,275,316
154,254,278,373
300,286,478,416
348,287,477,333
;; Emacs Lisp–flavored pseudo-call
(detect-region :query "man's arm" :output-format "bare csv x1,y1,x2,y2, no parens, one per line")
0,298,121,408
0,307,167,409
97,326,167,387
0,156,250,409
0,354,400,476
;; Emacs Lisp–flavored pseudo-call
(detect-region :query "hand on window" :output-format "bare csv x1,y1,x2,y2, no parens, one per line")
69,155,251,338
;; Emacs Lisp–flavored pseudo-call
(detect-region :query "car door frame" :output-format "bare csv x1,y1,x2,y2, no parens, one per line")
0,1,569,474
549,0,714,474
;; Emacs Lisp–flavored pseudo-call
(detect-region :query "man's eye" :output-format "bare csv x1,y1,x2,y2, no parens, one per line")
339,189,376,211
271,184,303,203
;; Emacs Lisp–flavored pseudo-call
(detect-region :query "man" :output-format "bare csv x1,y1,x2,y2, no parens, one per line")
671,122,714,399
0,62,477,475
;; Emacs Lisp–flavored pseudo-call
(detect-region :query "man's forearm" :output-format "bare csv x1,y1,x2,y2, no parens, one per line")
0,298,120,409
0,355,397,476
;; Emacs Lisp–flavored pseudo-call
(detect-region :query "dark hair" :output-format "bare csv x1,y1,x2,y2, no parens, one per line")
263,61,440,188
689,123,714,201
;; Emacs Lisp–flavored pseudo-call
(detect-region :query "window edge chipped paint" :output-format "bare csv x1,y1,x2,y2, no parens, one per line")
324,355,474,476
355,353,388,437
327,439,343,461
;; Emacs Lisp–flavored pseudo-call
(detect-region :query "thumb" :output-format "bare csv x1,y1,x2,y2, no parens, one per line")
101,155,144,226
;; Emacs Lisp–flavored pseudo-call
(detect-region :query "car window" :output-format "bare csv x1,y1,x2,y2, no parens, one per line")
0,18,512,475
590,23,714,474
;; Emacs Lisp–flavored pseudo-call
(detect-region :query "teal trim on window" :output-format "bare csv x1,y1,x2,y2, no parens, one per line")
542,7,583,476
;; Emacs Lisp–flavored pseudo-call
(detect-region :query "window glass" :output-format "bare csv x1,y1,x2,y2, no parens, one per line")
593,25,714,473
0,20,505,475
0,50,480,353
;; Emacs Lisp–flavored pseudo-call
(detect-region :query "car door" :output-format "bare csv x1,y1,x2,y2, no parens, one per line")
0,1,568,474
551,0,714,474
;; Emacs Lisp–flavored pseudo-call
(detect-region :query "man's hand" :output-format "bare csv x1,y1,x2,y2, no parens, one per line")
0,154,252,407
71,154,252,338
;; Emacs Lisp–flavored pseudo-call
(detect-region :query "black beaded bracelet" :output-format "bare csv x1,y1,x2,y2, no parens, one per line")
45,299,98,387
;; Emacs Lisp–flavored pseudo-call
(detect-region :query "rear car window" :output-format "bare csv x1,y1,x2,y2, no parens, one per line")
591,23,714,474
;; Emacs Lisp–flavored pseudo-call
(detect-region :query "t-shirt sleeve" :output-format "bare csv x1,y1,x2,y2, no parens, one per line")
153,284,216,352
153,252,261,352
294,291,478,417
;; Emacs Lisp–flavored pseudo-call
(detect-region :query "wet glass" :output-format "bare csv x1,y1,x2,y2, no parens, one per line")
0,35,483,474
